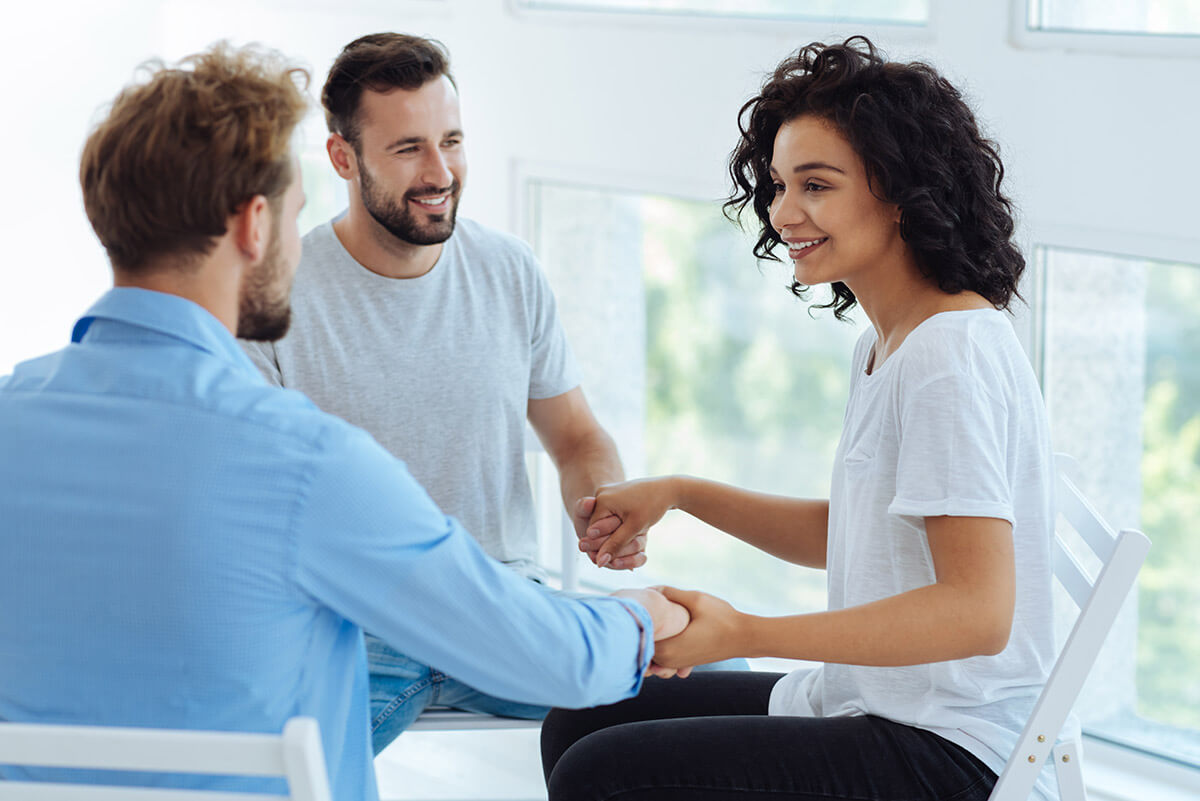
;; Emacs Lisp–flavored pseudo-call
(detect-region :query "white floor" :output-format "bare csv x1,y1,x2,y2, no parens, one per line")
375,728,547,801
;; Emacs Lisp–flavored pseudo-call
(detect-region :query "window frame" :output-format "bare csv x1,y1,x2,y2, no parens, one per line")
1024,223,1200,384
515,160,718,595
507,0,937,41
517,158,803,599
1084,738,1200,801
1027,230,1200,774
1010,0,1200,57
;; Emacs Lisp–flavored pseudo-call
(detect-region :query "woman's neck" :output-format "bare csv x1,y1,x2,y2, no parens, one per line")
852,265,993,373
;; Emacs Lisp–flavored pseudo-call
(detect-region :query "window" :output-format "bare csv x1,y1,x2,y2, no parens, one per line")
1028,0,1200,36
1039,245,1200,766
517,0,928,25
528,179,867,625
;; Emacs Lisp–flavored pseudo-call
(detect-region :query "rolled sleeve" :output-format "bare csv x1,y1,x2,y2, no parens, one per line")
890,371,1015,526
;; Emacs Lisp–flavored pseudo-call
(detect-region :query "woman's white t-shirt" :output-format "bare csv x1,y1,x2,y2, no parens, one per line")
768,309,1063,801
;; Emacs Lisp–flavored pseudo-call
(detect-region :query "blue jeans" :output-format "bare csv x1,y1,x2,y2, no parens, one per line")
366,632,550,754
367,628,748,755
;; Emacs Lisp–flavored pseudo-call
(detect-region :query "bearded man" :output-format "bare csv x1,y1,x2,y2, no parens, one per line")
238,32,675,754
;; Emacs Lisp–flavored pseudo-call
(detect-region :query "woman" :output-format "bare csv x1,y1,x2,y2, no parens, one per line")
542,36,1059,801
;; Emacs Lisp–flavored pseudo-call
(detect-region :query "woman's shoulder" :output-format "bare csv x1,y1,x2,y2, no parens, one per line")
907,307,1015,356
896,309,1027,389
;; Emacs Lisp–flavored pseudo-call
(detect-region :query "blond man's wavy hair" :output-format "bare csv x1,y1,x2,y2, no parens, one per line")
81,42,310,273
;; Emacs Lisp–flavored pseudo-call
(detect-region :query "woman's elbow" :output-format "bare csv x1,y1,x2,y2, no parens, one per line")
971,607,1014,657
977,623,1012,656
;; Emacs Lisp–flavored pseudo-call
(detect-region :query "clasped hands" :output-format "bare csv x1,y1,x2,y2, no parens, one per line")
572,477,666,571
581,478,744,678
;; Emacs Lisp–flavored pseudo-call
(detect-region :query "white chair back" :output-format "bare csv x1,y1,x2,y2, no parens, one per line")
0,716,332,801
987,454,1151,801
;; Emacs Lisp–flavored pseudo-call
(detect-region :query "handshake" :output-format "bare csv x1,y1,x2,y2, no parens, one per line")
576,479,746,677
609,586,693,678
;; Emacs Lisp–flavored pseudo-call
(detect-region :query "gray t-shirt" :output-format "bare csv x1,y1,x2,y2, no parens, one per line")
242,218,581,571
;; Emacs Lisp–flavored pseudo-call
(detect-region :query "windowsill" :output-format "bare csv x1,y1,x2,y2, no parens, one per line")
1083,737,1200,801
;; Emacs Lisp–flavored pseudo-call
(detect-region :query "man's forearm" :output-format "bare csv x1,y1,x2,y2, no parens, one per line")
555,428,624,515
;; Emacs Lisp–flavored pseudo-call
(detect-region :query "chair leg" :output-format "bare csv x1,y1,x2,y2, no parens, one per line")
1053,740,1088,801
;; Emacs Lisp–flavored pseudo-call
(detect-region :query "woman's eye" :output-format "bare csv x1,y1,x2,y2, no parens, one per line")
805,181,827,192
772,183,785,194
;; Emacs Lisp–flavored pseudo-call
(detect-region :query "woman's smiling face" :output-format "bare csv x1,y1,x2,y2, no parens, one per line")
767,115,906,292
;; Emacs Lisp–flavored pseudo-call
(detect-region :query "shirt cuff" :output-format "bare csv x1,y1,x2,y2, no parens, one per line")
611,597,655,680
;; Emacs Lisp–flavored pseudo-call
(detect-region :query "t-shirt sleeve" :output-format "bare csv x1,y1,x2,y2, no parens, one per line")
889,369,1015,525
524,252,581,400
239,339,284,388
292,423,649,707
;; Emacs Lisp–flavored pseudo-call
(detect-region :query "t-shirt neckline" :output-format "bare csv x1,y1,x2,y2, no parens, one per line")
863,307,997,379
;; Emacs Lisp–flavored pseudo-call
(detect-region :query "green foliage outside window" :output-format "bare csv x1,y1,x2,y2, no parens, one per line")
634,196,862,615
1136,263,1200,740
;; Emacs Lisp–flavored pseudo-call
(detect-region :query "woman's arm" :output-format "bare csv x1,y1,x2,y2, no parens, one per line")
579,475,829,569
652,515,1016,667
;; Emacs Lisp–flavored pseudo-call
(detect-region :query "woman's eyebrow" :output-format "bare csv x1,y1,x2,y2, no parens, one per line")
792,161,846,174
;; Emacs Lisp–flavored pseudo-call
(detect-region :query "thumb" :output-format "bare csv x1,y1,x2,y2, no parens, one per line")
658,586,701,609
574,496,596,521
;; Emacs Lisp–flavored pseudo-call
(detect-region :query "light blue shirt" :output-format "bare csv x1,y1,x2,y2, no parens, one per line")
0,288,650,800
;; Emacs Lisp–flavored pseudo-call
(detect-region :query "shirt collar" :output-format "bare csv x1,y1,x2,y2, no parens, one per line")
72,287,265,381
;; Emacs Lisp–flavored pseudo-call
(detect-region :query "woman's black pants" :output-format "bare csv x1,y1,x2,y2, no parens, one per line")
541,671,997,801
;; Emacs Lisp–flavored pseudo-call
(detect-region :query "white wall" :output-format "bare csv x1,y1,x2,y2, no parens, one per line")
3,0,1197,373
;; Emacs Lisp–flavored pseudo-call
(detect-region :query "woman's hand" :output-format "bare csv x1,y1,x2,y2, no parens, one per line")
573,496,646,569
650,587,749,670
577,477,680,570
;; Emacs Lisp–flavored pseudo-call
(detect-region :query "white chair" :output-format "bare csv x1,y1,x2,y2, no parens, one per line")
0,716,332,801
406,709,542,732
987,455,1151,801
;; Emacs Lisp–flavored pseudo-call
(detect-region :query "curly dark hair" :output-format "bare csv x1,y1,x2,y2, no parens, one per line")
726,36,1023,319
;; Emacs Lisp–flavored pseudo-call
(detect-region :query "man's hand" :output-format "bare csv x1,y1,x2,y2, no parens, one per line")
649,587,747,670
611,587,689,640
577,477,677,570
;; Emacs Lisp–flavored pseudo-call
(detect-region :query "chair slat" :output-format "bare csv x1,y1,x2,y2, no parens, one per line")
0,781,277,801
0,717,330,801
407,710,541,731
1056,473,1117,563
0,724,285,775
1053,538,1095,609
1052,740,1088,801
